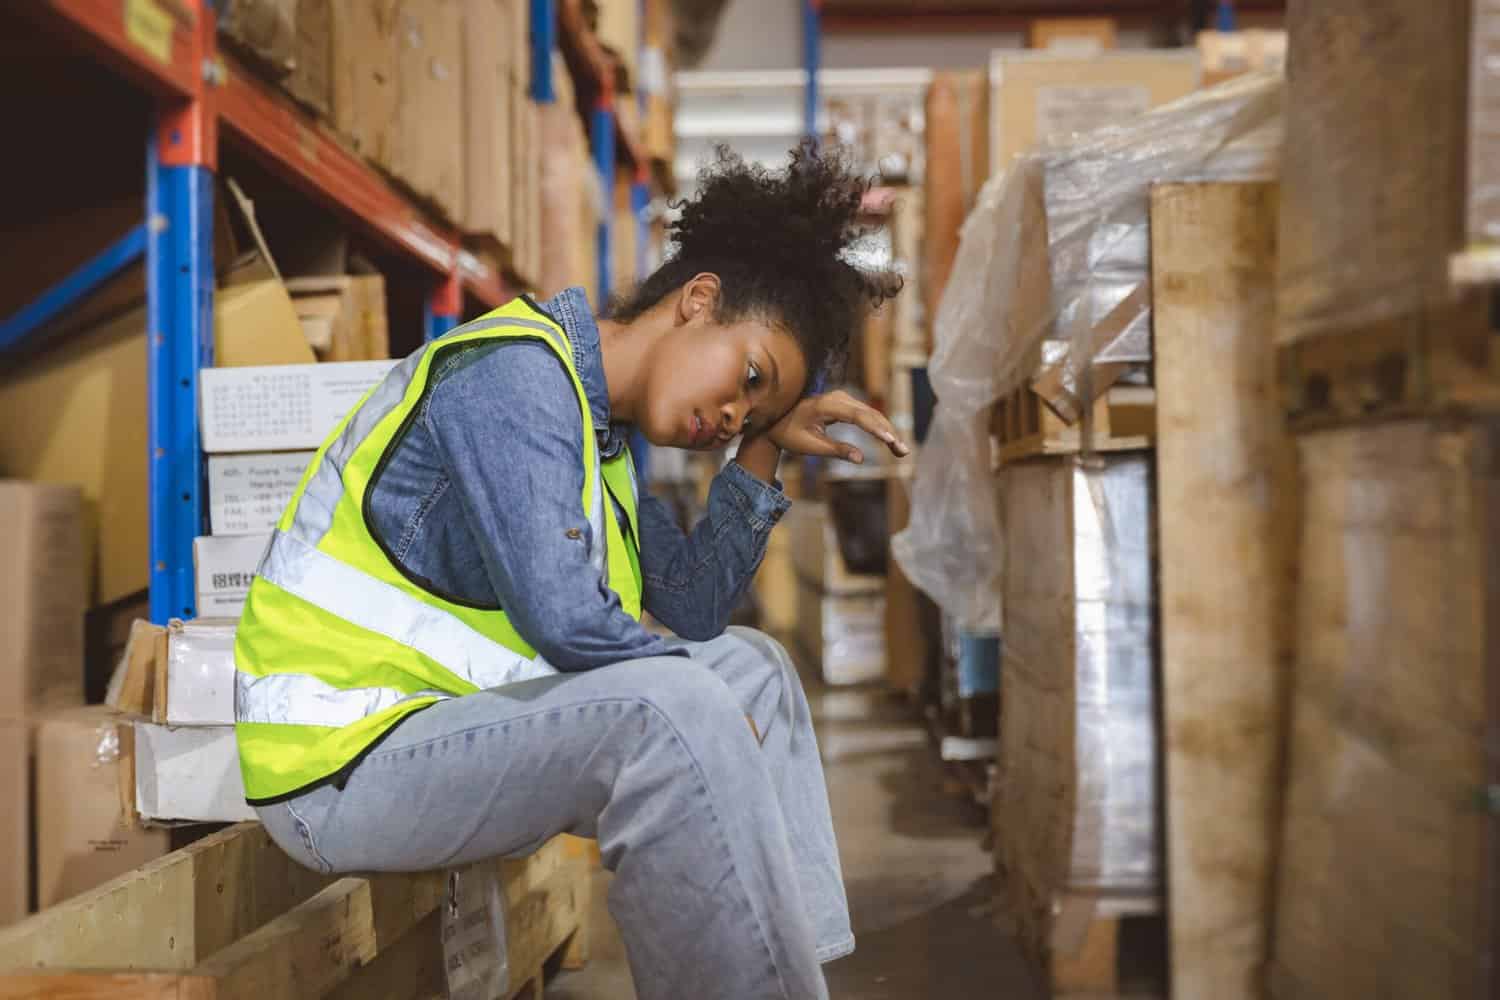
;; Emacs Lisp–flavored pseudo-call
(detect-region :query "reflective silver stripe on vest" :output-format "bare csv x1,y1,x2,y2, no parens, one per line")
291,316,576,550
236,672,450,727
255,529,559,691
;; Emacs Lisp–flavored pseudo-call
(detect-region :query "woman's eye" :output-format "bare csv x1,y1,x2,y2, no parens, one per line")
746,363,762,389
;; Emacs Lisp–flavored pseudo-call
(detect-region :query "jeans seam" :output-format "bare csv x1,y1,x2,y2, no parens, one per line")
284,799,335,874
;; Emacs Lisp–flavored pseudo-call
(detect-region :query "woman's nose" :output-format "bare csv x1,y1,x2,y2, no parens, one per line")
719,399,747,433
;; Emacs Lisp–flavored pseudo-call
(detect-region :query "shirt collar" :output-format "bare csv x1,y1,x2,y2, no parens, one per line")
535,287,626,459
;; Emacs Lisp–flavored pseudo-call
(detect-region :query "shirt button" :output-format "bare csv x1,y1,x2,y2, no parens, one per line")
566,528,582,540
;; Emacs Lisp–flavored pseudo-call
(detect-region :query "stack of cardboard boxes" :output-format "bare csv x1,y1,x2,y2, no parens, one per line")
222,0,545,283
0,482,174,926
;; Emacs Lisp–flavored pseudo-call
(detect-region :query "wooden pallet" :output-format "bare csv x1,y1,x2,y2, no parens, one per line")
1003,867,1165,1000
990,381,1155,465
0,823,591,1000
1277,298,1500,431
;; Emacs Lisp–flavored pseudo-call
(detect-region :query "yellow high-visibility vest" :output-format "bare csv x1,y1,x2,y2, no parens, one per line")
234,297,642,803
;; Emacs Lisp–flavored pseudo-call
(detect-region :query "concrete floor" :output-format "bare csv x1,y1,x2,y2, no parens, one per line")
548,668,1042,999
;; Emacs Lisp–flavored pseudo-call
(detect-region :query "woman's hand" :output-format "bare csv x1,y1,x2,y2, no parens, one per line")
766,390,911,464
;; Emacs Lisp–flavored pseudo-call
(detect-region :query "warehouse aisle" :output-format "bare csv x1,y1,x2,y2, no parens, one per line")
548,660,1041,999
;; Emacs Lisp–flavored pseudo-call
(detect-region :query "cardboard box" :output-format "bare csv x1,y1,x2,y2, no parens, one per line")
36,707,170,910
795,581,886,687
193,535,271,620
0,482,86,715
1028,17,1118,53
285,275,390,362
215,277,320,369
219,0,332,115
332,0,465,223
462,0,517,248
1197,29,1286,87
134,723,256,824
595,0,640,84
0,191,313,604
612,165,640,292
207,452,313,536
395,0,464,222
199,360,397,453
988,50,1201,171
159,619,238,728
0,720,26,925
786,500,884,597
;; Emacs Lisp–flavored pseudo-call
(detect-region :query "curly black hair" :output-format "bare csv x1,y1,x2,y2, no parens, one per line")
609,140,900,388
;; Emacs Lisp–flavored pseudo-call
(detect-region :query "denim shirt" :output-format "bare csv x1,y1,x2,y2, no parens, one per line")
364,288,792,672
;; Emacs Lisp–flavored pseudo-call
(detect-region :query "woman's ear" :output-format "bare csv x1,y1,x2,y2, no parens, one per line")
677,273,721,325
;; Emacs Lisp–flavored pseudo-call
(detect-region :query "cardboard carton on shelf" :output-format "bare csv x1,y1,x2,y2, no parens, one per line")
0,181,315,606
988,49,1201,172
218,0,333,116
36,707,170,911
194,535,271,621
133,723,256,825
1027,17,1118,53
462,0,518,252
285,275,390,362
1197,29,1286,87
199,360,397,454
207,451,315,537
331,0,465,224
108,617,238,729
0,481,86,716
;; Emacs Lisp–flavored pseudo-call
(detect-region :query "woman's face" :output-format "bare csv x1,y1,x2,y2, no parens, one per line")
636,315,808,451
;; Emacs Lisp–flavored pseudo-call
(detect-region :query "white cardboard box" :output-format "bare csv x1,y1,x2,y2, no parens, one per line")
164,619,238,727
207,452,314,535
193,534,270,619
199,360,397,453
134,723,255,823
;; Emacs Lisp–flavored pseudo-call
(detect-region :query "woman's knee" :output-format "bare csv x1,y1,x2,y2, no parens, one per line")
618,656,748,740
725,627,807,707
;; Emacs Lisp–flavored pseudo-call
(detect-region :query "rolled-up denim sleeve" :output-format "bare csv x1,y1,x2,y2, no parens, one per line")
423,342,680,671
639,461,791,641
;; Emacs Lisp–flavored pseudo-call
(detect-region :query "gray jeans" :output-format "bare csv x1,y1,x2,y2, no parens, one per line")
256,628,853,1000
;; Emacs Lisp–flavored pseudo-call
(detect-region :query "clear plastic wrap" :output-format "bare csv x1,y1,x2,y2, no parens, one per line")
988,70,1281,405
894,72,1281,630
999,453,1158,896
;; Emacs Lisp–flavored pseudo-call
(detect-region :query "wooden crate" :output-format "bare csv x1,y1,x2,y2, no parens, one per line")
0,823,591,999
997,451,1162,998
1151,181,1297,999
990,380,1154,464
1277,0,1500,429
1270,420,1498,1000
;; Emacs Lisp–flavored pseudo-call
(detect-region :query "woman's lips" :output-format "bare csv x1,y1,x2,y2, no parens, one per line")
690,413,713,448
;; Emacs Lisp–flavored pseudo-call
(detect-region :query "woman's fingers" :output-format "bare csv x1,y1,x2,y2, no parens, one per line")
789,428,864,464
821,396,910,456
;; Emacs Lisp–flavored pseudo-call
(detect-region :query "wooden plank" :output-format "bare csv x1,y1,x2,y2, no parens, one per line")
1270,422,1491,999
1150,181,1293,1000
0,823,329,972
0,973,215,1000
191,879,378,1000
993,383,1154,464
324,841,587,1000
322,909,442,1000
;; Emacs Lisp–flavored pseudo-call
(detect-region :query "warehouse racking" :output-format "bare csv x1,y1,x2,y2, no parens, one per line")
0,0,658,628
